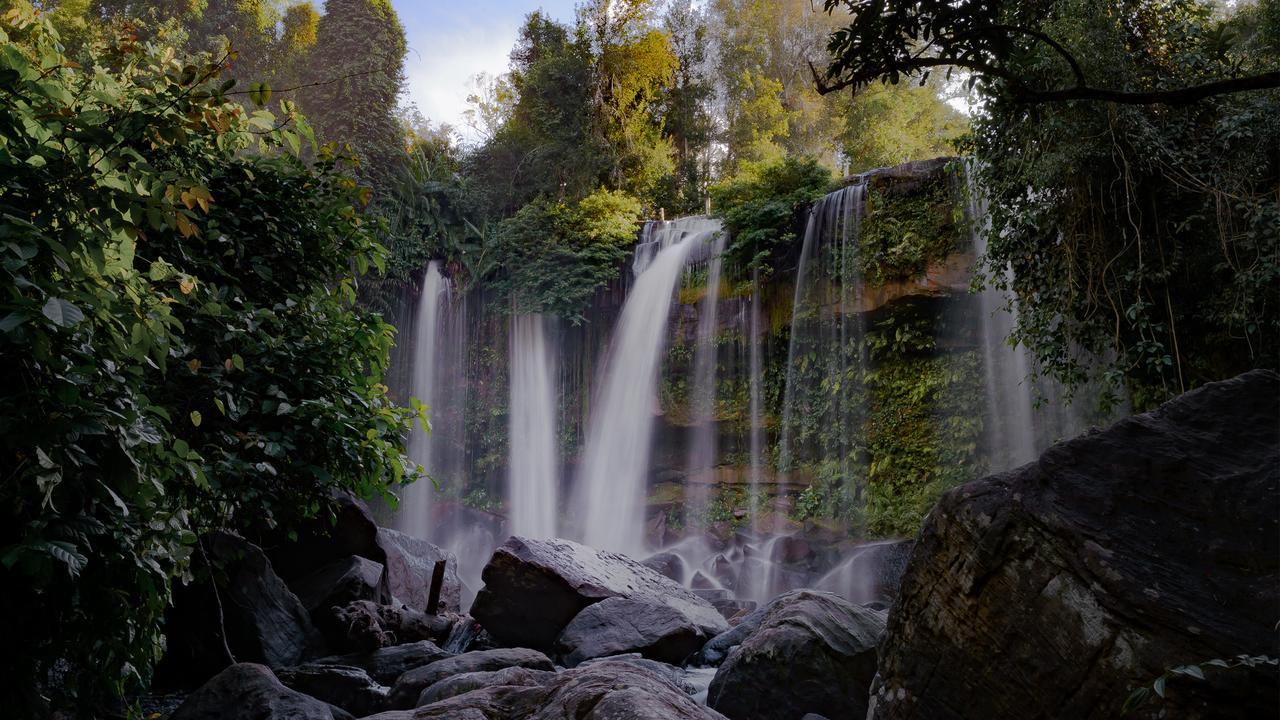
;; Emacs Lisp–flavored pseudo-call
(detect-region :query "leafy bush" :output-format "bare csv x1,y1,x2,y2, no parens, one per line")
710,156,832,274
494,188,641,320
0,10,415,711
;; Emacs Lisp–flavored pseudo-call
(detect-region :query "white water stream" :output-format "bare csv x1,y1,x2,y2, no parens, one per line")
508,314,560,539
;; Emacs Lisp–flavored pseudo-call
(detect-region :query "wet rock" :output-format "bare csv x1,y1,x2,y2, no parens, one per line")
320,600,449,653
769,535,813,565
364,657,727,719
157,532,321,687
812,539,915,605
707,590,885,720
871,370,1280,720
580,653,697,695
276,664,388,717
267,493,383,576
376,528,462,614
387,647,554,709
709,598,756,621
706,553,737,587
312,640,452,685
470,536,728,651
555,596,710,666
641,551,687,582
292,556,385,615
732,557,809,599
690,570,719,589
415,665,555,706
169,663,353,720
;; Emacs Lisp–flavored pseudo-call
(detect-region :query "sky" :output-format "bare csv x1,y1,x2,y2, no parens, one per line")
394,1,580,139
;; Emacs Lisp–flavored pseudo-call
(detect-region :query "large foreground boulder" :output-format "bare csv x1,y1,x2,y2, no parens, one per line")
157,532,321,686
365,657,728,719
871,370,1280,719
470,536,729,650
387,647,555,709
170,663,353,720
554,596,710,666
707,590,885,720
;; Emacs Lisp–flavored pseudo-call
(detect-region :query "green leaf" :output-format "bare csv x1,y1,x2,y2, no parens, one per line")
42,297,84,327
189,410,202,427
248,82,272,107
1153,676,1166,698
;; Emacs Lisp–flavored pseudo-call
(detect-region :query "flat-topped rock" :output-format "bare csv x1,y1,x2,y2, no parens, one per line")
470,536,728,650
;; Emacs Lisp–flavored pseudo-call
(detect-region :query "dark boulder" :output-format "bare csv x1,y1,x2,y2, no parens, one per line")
276,663,389,717
554,596,710,666
364,657,727,719
376,528,462,613
169,663,353,720
580,653,697,695
641,551,688,582
157,532,321,687
266,493,385,584
415,665,555,706
321,600,449,653
292,556,385,615
312,640,452,685
707,590,885,720
470,537,728,651
387,647,555,709
870,370,1280,720
812,539,915,605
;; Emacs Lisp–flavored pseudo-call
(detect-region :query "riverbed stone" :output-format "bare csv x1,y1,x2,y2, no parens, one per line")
871,370,1280,719
707,590,886,720
415,665,555,706
292,556,385,615
311,640,453,685
470,536,728,651
169,663,353,720
364,657,728,719
387,647,554,709
276,663,389,717
554,596,710,666
376,527,462,613
157,532,321,687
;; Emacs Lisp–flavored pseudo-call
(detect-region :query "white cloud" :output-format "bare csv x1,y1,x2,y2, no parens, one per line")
401,20,519,140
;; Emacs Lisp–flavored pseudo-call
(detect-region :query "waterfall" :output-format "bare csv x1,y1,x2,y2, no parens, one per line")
508,314,560,539
747,269,764,533
778,183,867,481
577,218,721,555
399,262,449,537
684,233,727,527
965,165,1113,471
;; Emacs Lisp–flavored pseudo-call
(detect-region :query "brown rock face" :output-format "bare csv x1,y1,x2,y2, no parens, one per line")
871,370,1280,720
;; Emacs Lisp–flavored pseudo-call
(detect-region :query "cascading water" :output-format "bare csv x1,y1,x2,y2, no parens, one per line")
684,233,727,528
507,314,559,539
777,183,868,487
576,218,722,555
964,166,1103,471
399,261,449,537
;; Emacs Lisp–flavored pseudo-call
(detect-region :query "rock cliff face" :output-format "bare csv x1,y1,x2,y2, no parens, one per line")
870,370,1280,720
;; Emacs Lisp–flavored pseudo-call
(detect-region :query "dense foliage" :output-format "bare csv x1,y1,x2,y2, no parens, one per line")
0,10,415,711
820,0,1279,404
493,190,642,320
710,157,834,272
